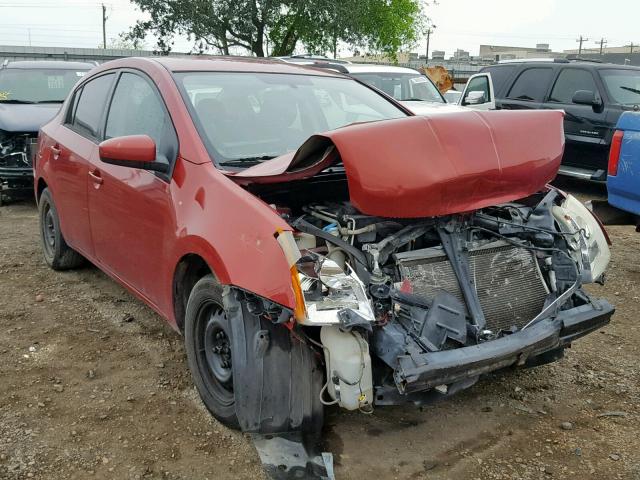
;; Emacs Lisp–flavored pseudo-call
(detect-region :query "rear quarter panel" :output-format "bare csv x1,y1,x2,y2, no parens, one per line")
607,112,640,216
607,112,640,215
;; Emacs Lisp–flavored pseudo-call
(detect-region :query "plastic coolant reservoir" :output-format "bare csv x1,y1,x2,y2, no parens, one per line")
320,325,373,411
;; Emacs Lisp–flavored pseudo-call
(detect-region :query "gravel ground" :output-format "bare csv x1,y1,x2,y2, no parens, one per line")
0,181,639,480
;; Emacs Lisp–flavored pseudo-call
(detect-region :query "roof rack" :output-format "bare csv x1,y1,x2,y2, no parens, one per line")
498,58,570,64
567,57,604,63
304,61,349,74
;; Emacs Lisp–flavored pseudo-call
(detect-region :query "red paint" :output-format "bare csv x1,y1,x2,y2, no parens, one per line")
99,135,156,163
34,57,565,331
234,111,565,218
608,130,623,176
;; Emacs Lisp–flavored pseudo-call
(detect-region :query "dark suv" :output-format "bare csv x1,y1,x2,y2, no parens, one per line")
0,60,93,203
481,60,640,181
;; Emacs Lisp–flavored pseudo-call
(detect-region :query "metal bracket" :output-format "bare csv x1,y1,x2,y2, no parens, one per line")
437,227,486,330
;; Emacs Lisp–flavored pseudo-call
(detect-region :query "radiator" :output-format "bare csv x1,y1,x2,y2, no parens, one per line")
395,242,549,332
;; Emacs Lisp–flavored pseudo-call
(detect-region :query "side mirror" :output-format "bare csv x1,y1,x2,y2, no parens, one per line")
572,90,602,107
99,135,168,173
463,90,486,105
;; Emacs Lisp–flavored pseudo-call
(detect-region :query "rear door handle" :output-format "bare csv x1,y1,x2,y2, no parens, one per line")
50,145,61,160
88,170,103,185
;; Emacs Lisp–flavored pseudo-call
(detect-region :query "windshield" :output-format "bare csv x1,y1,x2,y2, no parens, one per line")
0,68,87,103
350,72,444,103
599,69,640,105
176,72,407,166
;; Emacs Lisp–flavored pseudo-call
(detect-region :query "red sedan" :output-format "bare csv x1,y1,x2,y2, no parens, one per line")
34,57,613,454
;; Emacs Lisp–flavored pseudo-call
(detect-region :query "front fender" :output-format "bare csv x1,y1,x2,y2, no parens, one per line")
169,161,296,310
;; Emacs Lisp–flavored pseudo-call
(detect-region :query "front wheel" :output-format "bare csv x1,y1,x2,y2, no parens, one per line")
184,275,239,428
184,275,324,435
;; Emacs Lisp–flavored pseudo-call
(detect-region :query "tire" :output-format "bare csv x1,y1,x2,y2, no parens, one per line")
184,275,240,429
185,275,324,435
38,188,84,270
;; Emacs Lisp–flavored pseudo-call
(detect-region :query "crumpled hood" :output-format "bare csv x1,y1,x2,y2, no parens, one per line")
230,110,565,218
0,103,61,133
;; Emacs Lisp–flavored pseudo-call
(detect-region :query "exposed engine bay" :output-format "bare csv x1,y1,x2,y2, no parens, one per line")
0,130,37,201
263,182,612,412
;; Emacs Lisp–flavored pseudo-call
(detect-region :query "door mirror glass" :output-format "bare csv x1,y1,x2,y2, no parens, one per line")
572,89,601,106
99,135,167,173
463,90,487,105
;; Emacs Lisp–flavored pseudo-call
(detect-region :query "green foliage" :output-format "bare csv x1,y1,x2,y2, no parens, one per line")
125,0,425,58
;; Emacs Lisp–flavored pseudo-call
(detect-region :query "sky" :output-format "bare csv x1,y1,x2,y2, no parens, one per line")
0,0,638,57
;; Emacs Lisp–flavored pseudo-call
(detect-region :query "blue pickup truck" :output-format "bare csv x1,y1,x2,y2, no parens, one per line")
607,111,640,227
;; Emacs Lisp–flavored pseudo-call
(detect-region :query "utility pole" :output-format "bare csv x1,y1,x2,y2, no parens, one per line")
596,38,607,55
425,25,436,62
576,35,588,55
101,4,107,49
625,42,637,54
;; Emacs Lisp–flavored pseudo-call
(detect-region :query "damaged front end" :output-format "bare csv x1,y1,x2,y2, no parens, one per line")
0,130,37,202
272,189,613,411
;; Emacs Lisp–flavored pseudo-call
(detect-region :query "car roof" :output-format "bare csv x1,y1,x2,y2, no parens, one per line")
2,60,95,70
148,56,344,77
343,64,421,74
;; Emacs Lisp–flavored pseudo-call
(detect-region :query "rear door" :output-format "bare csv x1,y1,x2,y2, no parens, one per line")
500,67,554,111
87,70,178,312
45,72,115,257
545,67,609,174
459,72,495,110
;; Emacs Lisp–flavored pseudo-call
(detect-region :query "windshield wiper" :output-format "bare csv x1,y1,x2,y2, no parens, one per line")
220,155,277,167
620,86,640,96
0,99,36,104
34,100,64,104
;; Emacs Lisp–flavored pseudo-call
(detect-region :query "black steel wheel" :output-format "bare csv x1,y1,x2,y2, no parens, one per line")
38,188,84,270
184,275,239,428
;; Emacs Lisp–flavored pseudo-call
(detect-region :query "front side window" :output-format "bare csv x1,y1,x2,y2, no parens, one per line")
0,68,88,104
507,68,553,102
598,69,640,105
105,72,176,164
350,72,444,103
176,72,407,167
549,69,598,104
72,73,115,138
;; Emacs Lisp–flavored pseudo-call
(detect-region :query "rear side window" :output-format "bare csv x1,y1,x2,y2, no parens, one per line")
105,72,177,165
549,69,598,103
507,68,553,102
72,73,115,138
482,65,516,95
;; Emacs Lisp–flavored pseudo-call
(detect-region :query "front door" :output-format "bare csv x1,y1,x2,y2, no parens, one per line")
87,71,178,312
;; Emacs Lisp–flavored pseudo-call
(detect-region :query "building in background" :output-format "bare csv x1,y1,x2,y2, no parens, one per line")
479,43,565,62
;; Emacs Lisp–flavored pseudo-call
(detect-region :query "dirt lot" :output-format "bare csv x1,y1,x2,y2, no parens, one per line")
1,182,639,480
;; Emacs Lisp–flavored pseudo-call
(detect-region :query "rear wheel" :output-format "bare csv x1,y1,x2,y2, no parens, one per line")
38,188,84,270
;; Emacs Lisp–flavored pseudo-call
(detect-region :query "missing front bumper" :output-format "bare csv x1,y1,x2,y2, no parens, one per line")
393,299,614,394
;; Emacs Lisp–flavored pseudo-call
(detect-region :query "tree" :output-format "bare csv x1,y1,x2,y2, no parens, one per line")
125,0,425,58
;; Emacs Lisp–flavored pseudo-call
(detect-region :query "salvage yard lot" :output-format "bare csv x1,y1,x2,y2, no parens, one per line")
1,181,639,480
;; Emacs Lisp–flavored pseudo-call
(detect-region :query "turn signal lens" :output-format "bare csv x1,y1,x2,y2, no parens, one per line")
290,265,307,321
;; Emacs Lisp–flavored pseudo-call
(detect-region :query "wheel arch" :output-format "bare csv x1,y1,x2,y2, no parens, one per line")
172,253,216,332
36,177,48,203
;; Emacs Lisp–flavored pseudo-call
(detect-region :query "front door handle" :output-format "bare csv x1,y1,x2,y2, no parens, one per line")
50,145,61,160
88,170,103,185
